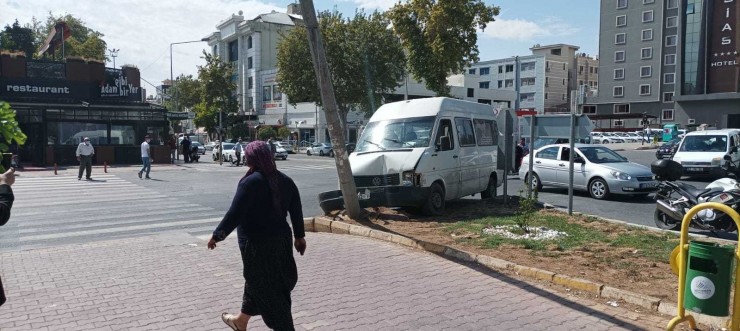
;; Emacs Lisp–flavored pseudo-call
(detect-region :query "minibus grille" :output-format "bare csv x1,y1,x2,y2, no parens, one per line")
354,174,400,187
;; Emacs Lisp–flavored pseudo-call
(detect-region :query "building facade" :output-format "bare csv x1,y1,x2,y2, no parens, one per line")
594,0,740,130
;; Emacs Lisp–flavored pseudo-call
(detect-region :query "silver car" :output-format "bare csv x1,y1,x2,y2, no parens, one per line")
519,144,658,200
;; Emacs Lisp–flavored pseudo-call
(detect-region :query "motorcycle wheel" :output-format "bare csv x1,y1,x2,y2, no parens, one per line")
654,209,680,231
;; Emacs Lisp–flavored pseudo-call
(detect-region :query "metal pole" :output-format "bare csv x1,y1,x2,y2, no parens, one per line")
514,56,520,114
219,110,223,166
527,115,535,199
568,110,576,215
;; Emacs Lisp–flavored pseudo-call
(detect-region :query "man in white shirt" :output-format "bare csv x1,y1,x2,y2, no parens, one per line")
138,135,152,179
75,137,95,180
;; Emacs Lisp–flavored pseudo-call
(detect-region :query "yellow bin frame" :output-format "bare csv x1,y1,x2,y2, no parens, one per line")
667,202,740,331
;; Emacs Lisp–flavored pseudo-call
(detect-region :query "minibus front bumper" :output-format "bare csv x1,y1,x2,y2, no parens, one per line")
318,186,429,214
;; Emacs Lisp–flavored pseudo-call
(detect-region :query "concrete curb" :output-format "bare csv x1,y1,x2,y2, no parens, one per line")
302,216,731,328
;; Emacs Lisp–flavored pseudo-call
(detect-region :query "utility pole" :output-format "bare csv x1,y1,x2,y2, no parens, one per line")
299,0,362,220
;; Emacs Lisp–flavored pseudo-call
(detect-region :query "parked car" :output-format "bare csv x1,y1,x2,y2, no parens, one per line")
215,142,236,162
519,144,658,200
205,141,219,151
274,145,288,160
672,129,740,177
307,143,333,156
191,142,206,155
590,132,622,144
614,132,638,142
275,141,294,154
655,138,682,159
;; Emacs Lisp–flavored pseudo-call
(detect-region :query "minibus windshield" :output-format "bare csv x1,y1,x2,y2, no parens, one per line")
355,116,436,153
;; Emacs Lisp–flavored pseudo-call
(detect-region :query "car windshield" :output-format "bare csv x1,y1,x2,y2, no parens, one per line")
355,116,435,152
577,146,628,164
222,143,235,150
679,135,727,152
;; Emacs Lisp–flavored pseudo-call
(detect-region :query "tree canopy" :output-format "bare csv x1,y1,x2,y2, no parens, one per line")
165,74,202,113
276,10,406,128
195,51,238,134
0,20,36,57
0,101,27,172
387,0,499,96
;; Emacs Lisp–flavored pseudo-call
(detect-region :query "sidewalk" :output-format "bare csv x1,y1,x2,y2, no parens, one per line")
0,231,669,330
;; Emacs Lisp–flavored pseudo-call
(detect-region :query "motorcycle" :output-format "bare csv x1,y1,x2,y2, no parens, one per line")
190,146,200,163
651,158,740,232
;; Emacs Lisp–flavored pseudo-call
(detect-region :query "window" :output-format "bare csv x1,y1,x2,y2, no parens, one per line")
455,118,476,146
273,85,282,101
617,0,628,9
49,122,109,145
563,63,566,70
579,80,584,85
480,67,490,75
479,81,490,89
497,80,503,88
666,35,677,46
521,62,536,71
562,94,566,100
467,88,474,97
213,45,218,55
639,84,651,95
641,47,653,59
614,103,630,113
641,29,653,41
616,15,627,27
643,0,654,3
263,86,272,101
551,48,562,56
562,78,566,85
662,109,674,121
545,93,549,99
613,86,624,97
498,66,503,73
536,147,559,160
520,93,535,102
435,119,455,151
686,3,695,14
666,16,678,28
473,119,496,146
228,40,238,62
247,36,253,49
477,99,492,105
615,50,626,62
615,33,626,44
665,54,676,65
614,120,625,127
582,105,597,114
248,77,253,89
505,64,514,72
247,97,253,110
521,78,535,86
664,73,675,84
579,65,584,73
667,0,678,9
247,57,253,69
663,92,674,102
110,125,136,145
505,79,514,88
642,10,654,22
468,68,476,75
640,66,652,77
590,67,595,73
614,68,625,80
545,77,549,86
595,68,598,74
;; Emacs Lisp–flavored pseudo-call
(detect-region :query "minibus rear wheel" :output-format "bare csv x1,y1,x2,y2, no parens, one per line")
481,174,497,199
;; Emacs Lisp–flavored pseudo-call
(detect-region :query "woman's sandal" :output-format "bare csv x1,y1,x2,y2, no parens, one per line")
221,313,246,331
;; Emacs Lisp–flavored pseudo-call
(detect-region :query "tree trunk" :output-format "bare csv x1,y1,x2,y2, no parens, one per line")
299,0,363,220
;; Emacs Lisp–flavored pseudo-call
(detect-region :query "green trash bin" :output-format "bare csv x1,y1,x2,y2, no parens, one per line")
684,241,735,316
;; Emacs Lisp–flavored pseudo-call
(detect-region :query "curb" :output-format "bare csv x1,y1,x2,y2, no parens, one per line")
303,216,731,328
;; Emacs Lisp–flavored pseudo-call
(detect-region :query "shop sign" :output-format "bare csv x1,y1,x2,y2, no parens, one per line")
166,112,190,120
707,0,740,93
0,78,90,100
100,69,142,100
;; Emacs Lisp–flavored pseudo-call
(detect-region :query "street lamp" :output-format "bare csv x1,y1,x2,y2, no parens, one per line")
169,38,210,112
108,48,119,68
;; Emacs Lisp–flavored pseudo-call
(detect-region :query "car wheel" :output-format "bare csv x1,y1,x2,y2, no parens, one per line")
480,175,497,199
319,150,325,156
589,178,610,200
654,209,680,231
307,150,312,156
329,150,334,157
283,156,287,160
602,139,609,144
421,183,445,216
526,172,543,192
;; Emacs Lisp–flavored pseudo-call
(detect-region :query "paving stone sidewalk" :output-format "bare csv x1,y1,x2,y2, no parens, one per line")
0,231,669,330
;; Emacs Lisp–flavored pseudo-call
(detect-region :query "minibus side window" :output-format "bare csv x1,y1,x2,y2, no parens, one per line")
436,119,455,151
455,118,476,147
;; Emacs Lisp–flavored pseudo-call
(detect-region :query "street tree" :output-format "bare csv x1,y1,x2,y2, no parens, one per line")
165,74,202,113
0,101,27,172
0,20,36,58
387,0,499,96
196,51,238,137
277,127,292,140
277,10,406,137
32,13,109,60
257,127,277,141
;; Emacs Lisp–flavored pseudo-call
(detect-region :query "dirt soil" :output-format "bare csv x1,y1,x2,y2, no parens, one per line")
327,198,683,304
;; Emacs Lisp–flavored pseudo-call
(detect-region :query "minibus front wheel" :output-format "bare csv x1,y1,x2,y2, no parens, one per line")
422,182,445,216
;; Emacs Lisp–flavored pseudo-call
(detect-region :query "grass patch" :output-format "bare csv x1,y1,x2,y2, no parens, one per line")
444,211,677,263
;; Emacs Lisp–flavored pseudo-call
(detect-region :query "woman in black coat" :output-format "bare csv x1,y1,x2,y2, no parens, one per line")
0,167,17,307
208,141,306,331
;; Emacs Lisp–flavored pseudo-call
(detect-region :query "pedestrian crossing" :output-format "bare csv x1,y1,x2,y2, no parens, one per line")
1,174,225,251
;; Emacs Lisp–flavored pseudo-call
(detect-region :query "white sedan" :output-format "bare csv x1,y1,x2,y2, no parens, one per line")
307,143,334,157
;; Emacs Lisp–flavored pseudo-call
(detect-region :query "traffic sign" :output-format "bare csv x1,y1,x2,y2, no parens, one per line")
520,114,595,140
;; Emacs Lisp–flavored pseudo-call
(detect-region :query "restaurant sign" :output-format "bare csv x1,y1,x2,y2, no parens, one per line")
100,69,142,100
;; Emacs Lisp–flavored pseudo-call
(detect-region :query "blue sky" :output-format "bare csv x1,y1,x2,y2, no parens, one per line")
1,0,599,95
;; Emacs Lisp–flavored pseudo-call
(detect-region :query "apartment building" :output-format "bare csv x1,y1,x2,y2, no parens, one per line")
594,0,740,130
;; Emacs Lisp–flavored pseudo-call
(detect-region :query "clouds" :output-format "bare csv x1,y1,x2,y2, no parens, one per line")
0,0,283,92
483,16,579,41
348,0,399,10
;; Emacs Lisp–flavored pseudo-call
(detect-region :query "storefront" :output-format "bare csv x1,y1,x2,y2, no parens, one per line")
0,55,169,166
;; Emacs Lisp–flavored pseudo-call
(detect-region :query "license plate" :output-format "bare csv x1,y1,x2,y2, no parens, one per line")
358,190,371,200
687,167,703,172
640,183,658,189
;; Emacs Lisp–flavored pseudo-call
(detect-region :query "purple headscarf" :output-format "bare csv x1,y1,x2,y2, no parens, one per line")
244,141,282,213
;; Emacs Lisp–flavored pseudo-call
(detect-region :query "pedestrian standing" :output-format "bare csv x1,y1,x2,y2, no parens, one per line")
182,136,192,163
234,139,243,166
168,135,177,164
138,135,152,179
209,141,306,331
75,137,95,180
268,137,277,156
0,167,16,307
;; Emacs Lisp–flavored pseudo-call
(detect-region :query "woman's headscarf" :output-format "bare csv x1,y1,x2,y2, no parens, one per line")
245,141,282,214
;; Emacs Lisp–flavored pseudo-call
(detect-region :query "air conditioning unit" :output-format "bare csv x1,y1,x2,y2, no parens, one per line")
688,118,696,125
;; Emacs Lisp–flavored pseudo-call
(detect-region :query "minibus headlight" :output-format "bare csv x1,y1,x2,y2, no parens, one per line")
711,157,722,166
402,171,416,186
